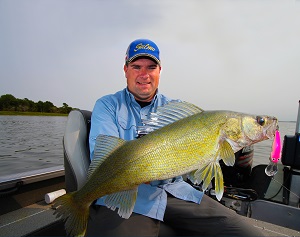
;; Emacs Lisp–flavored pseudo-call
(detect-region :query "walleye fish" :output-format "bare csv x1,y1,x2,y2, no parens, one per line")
53,101,278,236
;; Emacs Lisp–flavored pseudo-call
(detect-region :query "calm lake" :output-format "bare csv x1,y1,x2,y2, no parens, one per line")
0,115,297,177
0,115,67,176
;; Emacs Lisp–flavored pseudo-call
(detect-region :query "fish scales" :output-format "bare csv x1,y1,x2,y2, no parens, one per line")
73,111,244,204
53,101,278,236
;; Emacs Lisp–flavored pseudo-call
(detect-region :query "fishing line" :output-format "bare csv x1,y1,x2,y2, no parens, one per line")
265,178,284,200
264,171,291,201
268,175,300,200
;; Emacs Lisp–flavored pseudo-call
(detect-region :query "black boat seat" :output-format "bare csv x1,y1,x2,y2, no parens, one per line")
63,109,177,236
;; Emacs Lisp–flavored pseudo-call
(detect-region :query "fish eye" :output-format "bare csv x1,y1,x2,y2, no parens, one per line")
256,116,265,126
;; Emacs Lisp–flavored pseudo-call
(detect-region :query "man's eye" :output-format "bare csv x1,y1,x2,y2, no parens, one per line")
149,66,157,70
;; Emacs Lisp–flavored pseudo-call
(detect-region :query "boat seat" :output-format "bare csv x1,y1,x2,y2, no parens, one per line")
63,109,177,236
63,109,91,192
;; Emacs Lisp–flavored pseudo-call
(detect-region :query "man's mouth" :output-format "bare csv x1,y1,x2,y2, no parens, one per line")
137,82,150,85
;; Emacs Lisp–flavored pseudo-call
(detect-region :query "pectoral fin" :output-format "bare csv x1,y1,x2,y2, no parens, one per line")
219,140,235,166
188,162,224,201
104,188,138,219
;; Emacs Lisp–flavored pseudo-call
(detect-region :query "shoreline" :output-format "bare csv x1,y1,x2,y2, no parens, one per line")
0,111,68,116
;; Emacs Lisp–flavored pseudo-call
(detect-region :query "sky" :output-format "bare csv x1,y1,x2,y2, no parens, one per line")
1,0,300,121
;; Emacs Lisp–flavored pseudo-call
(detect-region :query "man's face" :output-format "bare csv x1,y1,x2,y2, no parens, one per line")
124,58,161,102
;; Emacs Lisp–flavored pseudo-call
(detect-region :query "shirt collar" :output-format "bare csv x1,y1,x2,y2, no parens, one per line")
125,87,159,106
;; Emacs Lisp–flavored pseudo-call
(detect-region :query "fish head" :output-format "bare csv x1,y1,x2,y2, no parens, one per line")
221,113,278,152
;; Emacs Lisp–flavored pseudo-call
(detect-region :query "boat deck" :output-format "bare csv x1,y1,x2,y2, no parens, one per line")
242,216,300,236
1,200,299,236
0,201,64,236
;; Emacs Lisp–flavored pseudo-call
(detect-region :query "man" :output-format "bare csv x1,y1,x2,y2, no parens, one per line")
87,39,262,236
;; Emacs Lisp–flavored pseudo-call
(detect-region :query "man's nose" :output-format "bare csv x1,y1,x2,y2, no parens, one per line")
139,68,149,78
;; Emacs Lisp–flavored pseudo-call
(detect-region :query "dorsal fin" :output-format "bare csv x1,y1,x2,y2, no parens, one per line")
87,134,126,180
138,101,203,134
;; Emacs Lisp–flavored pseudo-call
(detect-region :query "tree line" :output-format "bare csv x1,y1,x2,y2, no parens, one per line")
0,94,74,114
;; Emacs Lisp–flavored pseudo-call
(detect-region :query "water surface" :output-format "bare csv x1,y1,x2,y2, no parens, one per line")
0,115,67,176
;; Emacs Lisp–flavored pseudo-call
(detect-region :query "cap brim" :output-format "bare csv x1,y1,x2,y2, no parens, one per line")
127,53,160,65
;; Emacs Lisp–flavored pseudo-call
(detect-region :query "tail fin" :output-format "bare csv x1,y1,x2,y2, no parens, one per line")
53,192,89,237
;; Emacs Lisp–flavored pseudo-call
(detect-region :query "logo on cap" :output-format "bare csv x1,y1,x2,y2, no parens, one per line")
134,43,156,52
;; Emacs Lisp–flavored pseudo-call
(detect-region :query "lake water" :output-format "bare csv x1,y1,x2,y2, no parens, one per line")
0,116,297,177
0,115,67,176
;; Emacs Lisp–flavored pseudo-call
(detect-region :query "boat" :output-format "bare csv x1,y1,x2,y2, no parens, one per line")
1,102,300,236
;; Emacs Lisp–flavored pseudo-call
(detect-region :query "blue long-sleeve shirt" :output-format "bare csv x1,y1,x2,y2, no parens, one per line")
89,88,203,221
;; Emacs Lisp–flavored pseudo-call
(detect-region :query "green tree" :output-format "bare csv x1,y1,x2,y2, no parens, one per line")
0,94,73,114
36,100,44,112
43,101,54,113
0,94,18,111
60,102,72,114
24,98,37,112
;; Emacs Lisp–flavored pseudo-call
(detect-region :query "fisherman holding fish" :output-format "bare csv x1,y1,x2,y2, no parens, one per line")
54,39,278,236
83,39,267,236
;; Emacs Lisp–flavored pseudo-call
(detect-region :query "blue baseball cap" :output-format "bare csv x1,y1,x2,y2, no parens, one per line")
125,39,160,65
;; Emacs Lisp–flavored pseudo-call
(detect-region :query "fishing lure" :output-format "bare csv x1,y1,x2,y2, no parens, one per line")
265,130,282,176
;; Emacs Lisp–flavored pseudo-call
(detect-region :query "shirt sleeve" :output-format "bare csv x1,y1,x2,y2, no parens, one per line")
89,97,119,160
